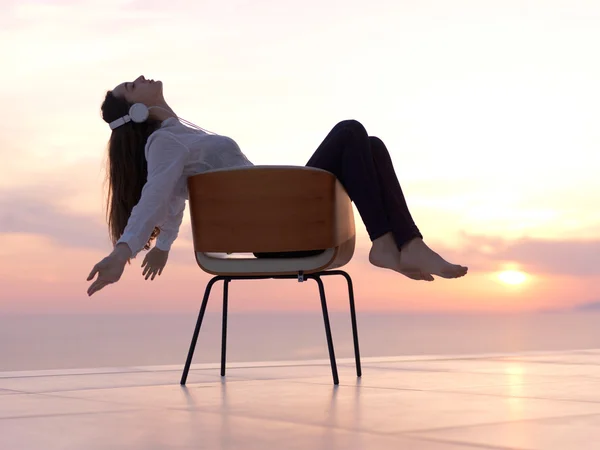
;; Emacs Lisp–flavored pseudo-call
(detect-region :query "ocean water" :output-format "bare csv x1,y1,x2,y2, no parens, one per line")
1,312,600,372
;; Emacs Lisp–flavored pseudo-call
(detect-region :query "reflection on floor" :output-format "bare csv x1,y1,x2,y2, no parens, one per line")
2,350,600,449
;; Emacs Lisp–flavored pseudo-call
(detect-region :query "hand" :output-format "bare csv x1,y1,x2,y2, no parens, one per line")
141,247,169,280
87,244,131,296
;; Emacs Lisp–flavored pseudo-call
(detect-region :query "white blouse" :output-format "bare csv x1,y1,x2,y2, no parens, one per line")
117,117,253,257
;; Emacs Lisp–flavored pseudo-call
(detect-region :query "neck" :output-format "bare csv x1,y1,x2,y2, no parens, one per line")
148,101,177,122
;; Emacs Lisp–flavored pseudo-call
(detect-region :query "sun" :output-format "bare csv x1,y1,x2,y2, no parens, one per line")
497,270,528,285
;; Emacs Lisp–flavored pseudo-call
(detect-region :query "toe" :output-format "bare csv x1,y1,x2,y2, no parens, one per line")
441,269,463,279
401,270,424,281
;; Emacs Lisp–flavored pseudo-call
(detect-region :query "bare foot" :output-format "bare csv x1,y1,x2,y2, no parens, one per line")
369,234,434,281
399,237,468,279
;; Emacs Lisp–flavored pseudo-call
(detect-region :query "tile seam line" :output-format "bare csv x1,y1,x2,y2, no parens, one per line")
0,408,143,422
403,411,600,435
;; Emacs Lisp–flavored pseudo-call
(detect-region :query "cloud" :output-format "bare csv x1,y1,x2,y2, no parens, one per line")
0,185,109,251
445,233,600,276
3,166,599,279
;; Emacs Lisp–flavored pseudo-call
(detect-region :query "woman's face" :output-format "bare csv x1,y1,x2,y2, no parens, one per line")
112,75,163,105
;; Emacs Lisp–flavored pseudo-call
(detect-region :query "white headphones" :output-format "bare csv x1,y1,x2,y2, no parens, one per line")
109,103,150,130
109,103,214,134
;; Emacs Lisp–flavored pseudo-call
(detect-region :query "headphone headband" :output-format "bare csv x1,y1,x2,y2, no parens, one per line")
109,103,150,130
107,104,213,135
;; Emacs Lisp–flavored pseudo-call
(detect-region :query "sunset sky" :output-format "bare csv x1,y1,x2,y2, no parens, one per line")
2,0,600,314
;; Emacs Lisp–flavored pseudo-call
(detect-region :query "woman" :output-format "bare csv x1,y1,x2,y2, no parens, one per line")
87,75,467,296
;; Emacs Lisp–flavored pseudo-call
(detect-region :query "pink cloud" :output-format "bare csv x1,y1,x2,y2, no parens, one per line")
441,233,600,276
0,187,108,250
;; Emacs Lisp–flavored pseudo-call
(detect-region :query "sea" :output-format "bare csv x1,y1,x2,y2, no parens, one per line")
2,311,600,371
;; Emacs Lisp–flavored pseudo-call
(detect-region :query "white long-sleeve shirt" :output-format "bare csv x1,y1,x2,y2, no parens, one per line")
117,117,253,257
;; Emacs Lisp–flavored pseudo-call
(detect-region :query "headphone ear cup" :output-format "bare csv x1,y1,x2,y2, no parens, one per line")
129,103,149,123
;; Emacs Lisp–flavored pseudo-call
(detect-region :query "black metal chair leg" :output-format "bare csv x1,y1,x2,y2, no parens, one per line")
340,272,361,377
181,270,359,386
312,276,339,385
180,276,221,385
320,270,362,378
220,279,230,377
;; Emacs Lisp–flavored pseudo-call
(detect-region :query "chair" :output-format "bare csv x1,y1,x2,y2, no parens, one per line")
179,165,362,385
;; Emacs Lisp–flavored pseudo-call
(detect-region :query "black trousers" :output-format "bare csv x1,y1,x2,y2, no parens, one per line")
255,120,422,258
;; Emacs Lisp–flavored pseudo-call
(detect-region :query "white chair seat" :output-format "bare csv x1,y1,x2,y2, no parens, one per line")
196,249,337,275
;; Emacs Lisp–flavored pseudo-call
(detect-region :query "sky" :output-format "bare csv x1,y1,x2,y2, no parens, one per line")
1,0,600,314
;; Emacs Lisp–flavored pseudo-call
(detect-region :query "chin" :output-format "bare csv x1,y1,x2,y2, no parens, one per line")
152,82,163,96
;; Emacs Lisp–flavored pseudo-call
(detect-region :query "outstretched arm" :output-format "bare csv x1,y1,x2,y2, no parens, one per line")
116,134,189,257
87,133,189,296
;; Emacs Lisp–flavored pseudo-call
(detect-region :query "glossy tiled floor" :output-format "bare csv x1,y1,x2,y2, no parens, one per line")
2,350,600,449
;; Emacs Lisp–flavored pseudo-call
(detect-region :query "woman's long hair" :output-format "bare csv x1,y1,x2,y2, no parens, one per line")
100,92,161,252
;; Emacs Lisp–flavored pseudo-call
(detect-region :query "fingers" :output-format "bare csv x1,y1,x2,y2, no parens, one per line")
145,268,159,280
143,265,156,279
144,264,156,280
143,266,164,280
87,264,99,281
87,279,109,296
